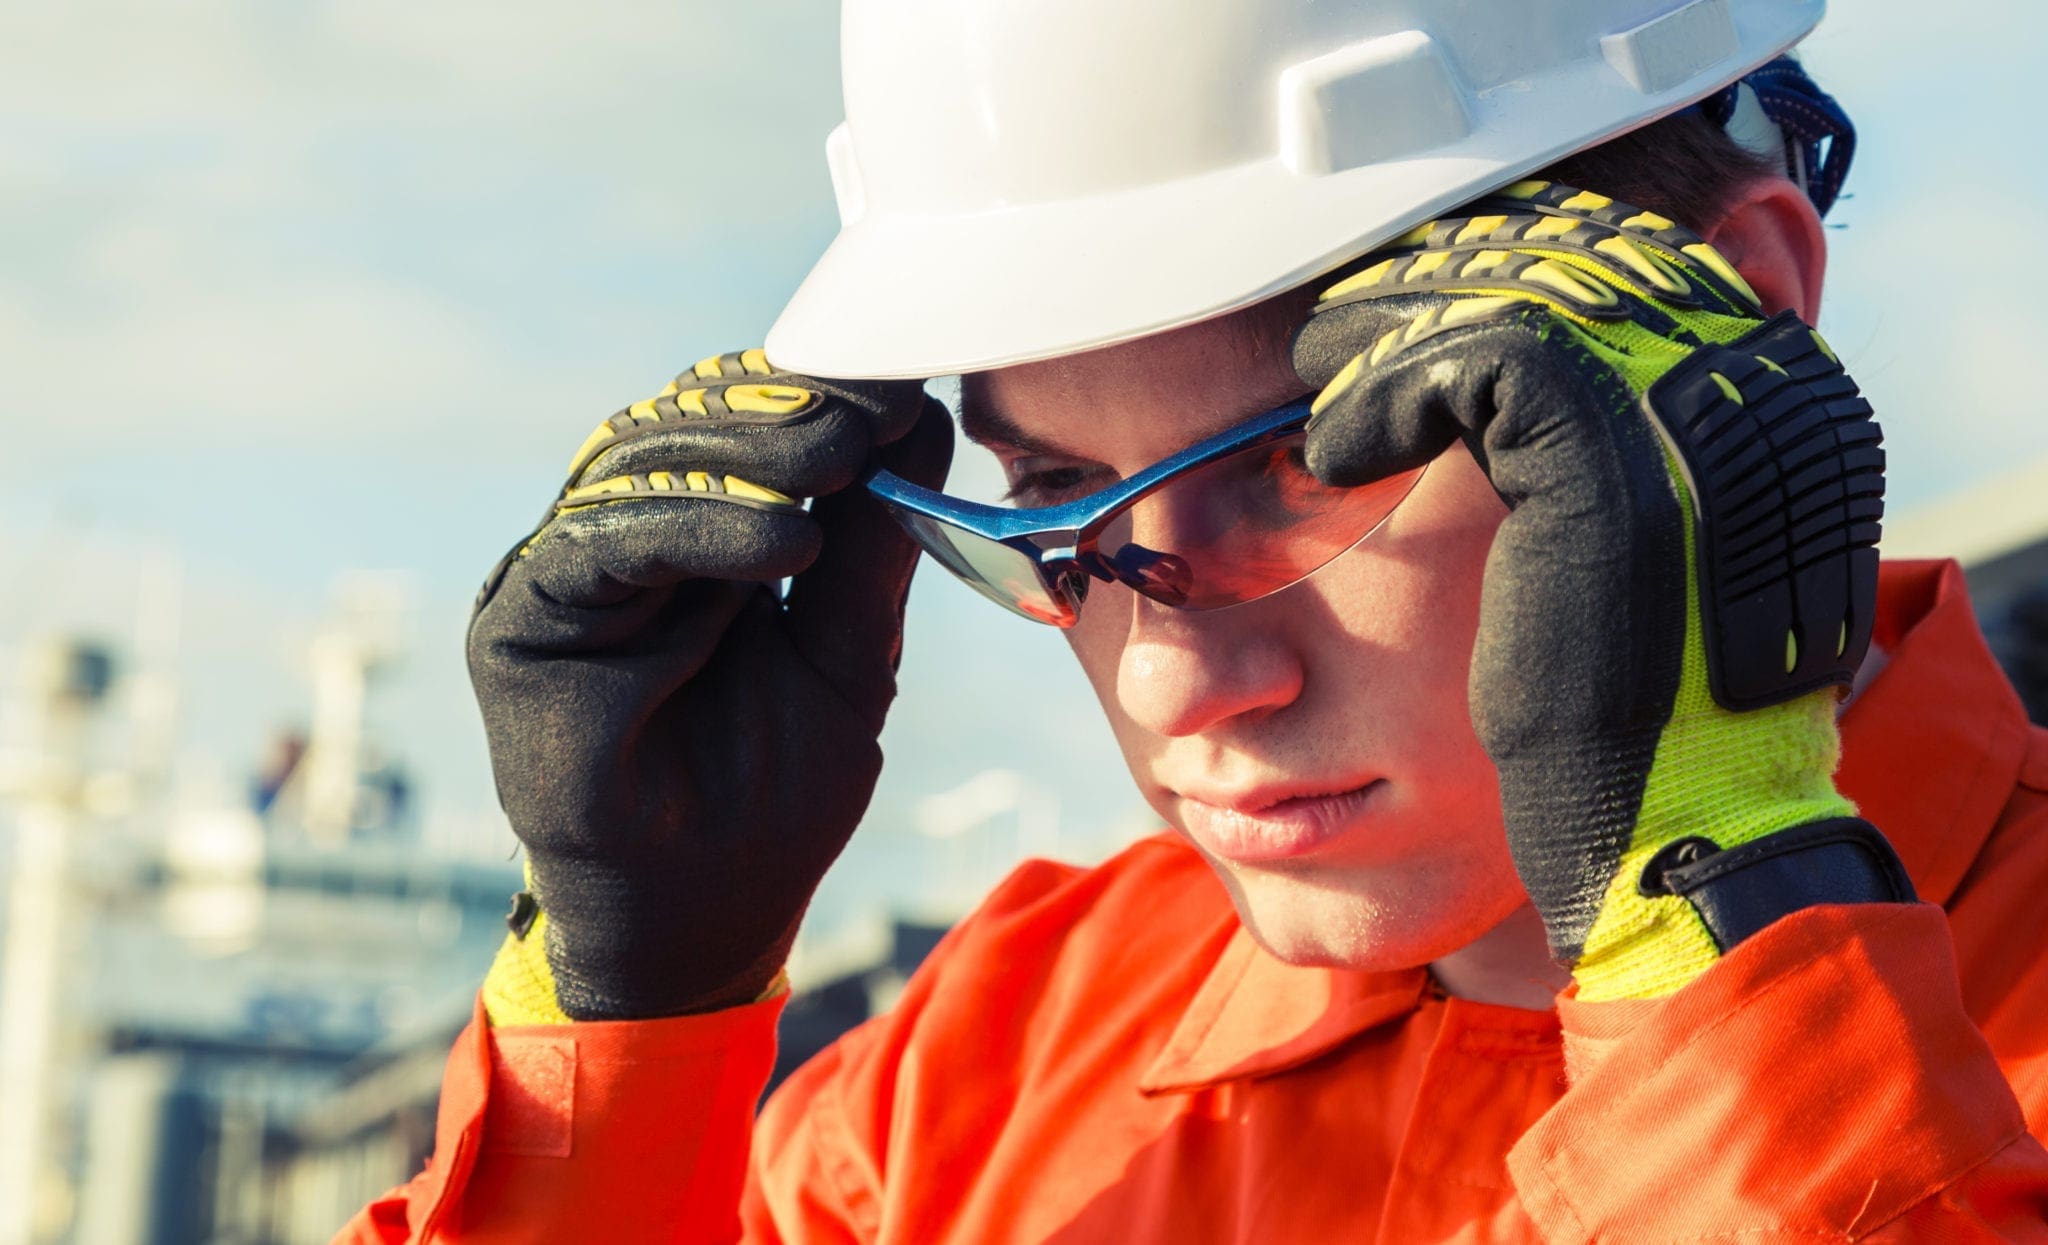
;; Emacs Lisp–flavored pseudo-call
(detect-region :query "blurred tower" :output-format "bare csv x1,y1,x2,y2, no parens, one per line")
278,574,412,848
0,638,118,1245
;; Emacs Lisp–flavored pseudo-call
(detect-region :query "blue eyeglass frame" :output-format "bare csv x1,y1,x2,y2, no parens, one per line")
863,396,1321,618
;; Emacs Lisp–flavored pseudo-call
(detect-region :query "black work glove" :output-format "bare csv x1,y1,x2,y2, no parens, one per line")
1294,182,1909,1000
469,350,952,1020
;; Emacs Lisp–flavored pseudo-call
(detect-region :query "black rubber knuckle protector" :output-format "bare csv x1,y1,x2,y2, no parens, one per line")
1643,310,1884,710
1644,818,1915,951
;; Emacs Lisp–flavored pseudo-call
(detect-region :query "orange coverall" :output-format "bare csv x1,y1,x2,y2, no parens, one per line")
345,560,2048,1241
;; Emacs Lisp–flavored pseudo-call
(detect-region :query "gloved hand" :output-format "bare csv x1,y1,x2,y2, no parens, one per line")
469,350,952,1022
1294,181,1911,1001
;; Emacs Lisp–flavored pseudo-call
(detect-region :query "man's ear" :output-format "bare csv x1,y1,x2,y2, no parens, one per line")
1700,175,1828,323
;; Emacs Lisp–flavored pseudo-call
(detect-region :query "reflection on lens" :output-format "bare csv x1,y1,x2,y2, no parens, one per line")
891,509,1077,626
1102,545,1192,606
1095,435,1422,611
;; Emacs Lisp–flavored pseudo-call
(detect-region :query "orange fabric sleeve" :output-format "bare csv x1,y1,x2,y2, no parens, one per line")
334,992,787,1244
335,857,1096,1245
1511,903,2048,1240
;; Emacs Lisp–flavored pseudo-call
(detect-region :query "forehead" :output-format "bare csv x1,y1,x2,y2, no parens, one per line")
960,287,1316,459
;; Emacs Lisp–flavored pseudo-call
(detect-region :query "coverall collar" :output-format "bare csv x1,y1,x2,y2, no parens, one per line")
1836,559,2030,907
1137,926,1431,1094
1140,559,2021,1096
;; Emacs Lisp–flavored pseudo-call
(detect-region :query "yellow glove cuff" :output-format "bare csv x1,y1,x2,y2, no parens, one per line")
481,903,791,1026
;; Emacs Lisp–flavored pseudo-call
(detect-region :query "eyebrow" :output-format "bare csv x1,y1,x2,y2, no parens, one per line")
957,381,1321,467
955,387,1084,458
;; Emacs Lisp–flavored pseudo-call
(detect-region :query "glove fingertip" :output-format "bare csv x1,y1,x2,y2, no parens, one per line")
875,397,956,486
867,386,948,448
790,376,936,447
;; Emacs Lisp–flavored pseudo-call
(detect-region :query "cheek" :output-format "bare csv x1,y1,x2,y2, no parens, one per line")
1061,585,1157,784
1312,442,1504,707
1062,589,1125,705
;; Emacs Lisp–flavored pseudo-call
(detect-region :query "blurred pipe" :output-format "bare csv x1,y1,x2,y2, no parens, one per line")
126,558,183,800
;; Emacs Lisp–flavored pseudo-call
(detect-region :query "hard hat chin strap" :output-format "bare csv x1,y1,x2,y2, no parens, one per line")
1696,56,1856,218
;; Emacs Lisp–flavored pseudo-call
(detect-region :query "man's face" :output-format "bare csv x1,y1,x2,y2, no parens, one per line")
960,305,1527,971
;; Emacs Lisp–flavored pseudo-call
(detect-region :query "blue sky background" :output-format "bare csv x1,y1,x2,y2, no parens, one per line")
3,1,2043,926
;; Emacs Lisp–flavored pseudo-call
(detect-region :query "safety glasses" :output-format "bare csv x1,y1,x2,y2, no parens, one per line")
864,398,1425,627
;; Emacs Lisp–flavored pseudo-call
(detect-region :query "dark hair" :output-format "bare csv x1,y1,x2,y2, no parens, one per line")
1539,110,1778,232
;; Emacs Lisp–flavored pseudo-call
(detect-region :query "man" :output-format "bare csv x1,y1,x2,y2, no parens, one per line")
347,1,2048,1240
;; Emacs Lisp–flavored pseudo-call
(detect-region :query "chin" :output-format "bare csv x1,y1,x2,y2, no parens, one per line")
1205,848,1527,972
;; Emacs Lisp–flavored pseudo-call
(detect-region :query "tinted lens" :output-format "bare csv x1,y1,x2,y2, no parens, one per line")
889,508,1078,626
1093,434,1422,611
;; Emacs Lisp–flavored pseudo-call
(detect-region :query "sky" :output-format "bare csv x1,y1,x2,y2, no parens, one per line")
3,0,2045,926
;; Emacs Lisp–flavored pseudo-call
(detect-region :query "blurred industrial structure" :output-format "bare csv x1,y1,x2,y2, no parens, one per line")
0,576,518,1245
0,570,1061,1243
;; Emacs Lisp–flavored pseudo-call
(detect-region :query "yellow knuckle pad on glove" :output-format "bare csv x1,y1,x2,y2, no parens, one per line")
507,470,801,569
557,470,797,511
566,352,823,481
472,347,851,617
1314,189,1762,351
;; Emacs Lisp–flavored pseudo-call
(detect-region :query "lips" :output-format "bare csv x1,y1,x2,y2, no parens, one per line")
1175,780,1385,864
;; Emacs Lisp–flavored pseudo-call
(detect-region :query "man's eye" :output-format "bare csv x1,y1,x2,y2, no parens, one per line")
1004,465,1105,507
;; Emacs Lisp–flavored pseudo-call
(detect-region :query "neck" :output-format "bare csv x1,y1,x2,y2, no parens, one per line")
1429,903,1571,1010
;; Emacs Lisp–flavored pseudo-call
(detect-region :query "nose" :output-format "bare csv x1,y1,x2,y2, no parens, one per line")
1113,593,1305,738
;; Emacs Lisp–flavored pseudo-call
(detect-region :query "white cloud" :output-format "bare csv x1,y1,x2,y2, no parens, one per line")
0,257,588,469
1,1,840,131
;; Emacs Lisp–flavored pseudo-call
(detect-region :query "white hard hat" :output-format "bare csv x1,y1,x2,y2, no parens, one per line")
766,0,1824,380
